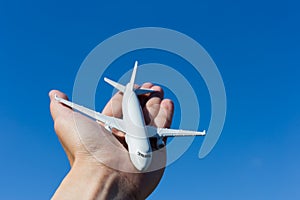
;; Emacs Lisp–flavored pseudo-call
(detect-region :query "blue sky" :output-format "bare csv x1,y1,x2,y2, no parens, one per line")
0,0,299,199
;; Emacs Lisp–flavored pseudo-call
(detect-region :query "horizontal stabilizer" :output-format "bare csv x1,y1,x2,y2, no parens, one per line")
104,77,126,93
134,88,155,95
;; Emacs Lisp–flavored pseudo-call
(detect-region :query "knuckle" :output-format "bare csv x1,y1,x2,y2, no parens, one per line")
141,82,154,88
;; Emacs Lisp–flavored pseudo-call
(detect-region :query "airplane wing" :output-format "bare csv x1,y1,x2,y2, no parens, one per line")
55,94,126,133
146,126,206,137
157,128,206,137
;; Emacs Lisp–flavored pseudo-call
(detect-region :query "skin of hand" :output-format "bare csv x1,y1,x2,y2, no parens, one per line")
49,83,174,200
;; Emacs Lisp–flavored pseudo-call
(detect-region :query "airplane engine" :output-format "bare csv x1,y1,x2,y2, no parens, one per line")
156,138,165,149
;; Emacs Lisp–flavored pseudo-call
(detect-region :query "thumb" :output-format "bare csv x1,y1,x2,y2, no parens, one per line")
49,90,72,121
49,90,76,165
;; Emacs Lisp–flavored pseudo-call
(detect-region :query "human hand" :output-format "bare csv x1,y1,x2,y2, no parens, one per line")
49,82,174,199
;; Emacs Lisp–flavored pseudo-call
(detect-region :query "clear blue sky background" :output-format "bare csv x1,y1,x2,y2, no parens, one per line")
0,0,299,199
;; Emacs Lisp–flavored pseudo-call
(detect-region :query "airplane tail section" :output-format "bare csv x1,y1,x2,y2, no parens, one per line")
128,61,138,90
104,61,155,95
104,77,126,93
130,61,156,95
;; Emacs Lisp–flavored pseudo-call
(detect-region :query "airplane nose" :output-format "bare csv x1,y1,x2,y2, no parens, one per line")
130,151,152,171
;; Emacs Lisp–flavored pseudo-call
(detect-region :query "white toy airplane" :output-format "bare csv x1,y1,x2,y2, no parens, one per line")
55,61,206,171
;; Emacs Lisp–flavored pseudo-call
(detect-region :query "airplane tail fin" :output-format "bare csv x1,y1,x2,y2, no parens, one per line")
104,77,126,93
130,61,156,95
128,61,138,90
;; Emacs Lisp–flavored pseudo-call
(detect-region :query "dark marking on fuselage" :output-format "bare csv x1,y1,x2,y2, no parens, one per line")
137,151,151,158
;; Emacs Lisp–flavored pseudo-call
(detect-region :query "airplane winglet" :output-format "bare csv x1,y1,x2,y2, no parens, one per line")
54,94,59,101
54,94,73,108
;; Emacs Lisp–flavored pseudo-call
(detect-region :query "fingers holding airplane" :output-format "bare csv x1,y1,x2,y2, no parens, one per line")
138,82,164,107
101,82,168,139
143,85,165,125
102,91,123,119
138,82,154,107
102,91,125,138
151,99,174,144
155,99,174,128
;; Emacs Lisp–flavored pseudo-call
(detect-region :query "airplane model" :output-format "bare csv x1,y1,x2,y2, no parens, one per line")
55,61,206,171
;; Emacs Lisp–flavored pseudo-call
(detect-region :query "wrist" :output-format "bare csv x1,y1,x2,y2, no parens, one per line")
52,158,137,200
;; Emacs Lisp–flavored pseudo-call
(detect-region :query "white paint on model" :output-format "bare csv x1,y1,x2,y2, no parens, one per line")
55,61,206,171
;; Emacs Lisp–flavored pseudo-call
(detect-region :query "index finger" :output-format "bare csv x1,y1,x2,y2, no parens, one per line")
102,91,124,118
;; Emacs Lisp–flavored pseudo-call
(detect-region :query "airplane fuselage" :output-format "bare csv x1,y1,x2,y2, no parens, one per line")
122,84,152,171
